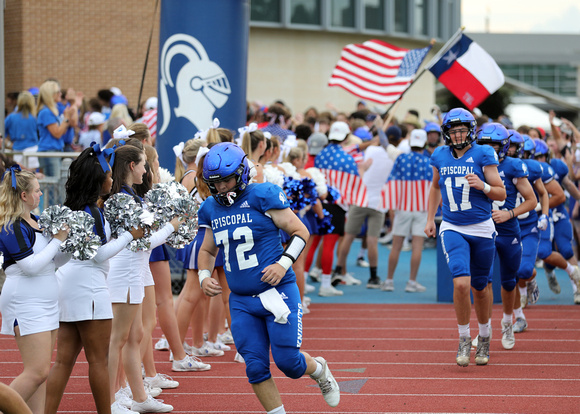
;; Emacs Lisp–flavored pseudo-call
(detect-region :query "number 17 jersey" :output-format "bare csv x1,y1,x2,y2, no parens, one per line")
430,143,499,225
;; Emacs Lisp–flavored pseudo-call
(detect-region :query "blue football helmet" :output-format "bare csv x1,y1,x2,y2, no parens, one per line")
424,122,441,147
441,108,477,150
202,142,251,207
476,122,510,160
533,138,550,162
522,134,536,159
507,129,523,158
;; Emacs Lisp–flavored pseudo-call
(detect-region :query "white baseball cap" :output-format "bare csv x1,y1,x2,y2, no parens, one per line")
328,121,350,142
88,112,106,126
145,97,158,110
409,129,427,148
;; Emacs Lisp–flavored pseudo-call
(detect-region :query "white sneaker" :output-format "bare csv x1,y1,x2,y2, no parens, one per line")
401,239,412,251
305,282,316,293
310,357,340,407
302,302,311,314
182,341,194,354
144,373,179,389
501,321,515,350
217,329,234,345
154,337,169,351
318,286,343,297
131,396,173,413
191,342,225,357
172,355,211,372
342,272,362,286
303,296,311,306
115,389,133,409
123,384,162,399
309,266,322,282
111,401,138,414
356,257,370,268
381,279,394,292
207,339,231,352
234,351,245,363
405,281,426,293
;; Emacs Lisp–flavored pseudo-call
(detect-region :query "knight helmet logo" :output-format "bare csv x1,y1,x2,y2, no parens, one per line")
159,34,231,135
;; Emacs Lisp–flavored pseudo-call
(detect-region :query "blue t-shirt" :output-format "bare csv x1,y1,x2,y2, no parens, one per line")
198,182,296,296
5,112,38,150
517,158,543,226
493,156,528,236
0,215,39,270
37,107,64,151
430,143,498,225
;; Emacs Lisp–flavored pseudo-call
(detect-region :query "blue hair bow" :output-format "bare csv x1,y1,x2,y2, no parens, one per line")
2,164,22,190
90,142,115,173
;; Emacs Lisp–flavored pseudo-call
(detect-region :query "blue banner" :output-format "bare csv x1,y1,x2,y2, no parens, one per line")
157,0,249,170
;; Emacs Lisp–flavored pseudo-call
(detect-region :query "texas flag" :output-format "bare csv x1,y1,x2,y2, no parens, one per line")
428,34,504,110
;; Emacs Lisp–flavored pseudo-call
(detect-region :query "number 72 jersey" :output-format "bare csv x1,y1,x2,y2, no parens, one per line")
430,143,499,226
197,182,297,296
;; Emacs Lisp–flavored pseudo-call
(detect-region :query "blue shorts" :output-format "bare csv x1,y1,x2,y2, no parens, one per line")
537,217,554,260
518,221,540,280
175,227,224,270
491,234,521,291
229,282,307,384
440,230,496,291
552,209,574,260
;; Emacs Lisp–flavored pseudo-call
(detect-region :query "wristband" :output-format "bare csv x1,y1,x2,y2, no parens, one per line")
509,210,514,219
483,182,491,194
198,269,211,289
277,255,293,271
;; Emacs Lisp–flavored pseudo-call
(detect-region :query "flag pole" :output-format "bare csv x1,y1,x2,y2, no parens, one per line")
382,27,465,121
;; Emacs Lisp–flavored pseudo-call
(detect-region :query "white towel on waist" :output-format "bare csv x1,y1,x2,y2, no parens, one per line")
258,287,290,324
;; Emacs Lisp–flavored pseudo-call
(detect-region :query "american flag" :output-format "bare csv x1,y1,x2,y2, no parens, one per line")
142,109,157,141
386,152,432,212
328,40,432,105
315,143,367,208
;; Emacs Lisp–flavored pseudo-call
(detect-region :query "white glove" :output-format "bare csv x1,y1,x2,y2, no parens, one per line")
537,214,548,231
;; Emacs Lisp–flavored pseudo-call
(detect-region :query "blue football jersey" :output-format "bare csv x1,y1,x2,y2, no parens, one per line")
430,143,498,225
198,182,296,296
550,158,569,215
517,159,543,226
538,161,555,185
493,157,528,235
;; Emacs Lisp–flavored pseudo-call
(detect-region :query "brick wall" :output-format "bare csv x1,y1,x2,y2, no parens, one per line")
5,0,160,109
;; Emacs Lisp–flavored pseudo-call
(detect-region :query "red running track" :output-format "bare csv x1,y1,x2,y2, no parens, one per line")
1,304,579,413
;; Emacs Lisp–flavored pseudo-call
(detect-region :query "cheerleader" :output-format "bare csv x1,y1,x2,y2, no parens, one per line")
44,145,144,414
103,145,178,413
0,166,69,413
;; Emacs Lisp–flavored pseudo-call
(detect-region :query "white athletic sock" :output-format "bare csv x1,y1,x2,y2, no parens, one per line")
478,322,490,338
518,286,527,296
312,360,324,378
321,274,332,289
571,279,578,293
358,247,367,258
565,263,574,275
458,324,470,338
267,405,286,414
513,307,525,319
502,313,512,324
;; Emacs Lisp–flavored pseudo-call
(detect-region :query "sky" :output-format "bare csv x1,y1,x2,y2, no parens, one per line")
462,0,580,33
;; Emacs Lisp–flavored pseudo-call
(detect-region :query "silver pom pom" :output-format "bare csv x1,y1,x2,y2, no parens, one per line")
60,211,101,260
38,205,74,237
144,182,200,249
104,193,152,252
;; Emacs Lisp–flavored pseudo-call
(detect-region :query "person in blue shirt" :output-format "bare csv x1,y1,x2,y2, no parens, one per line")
5,91,39,170
35,81,75,177
425,108,506,367
198,143,340,413
476,123,536,351
423,121,442,157
533,139,580,304
506,132,549,334
0,166,69,413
